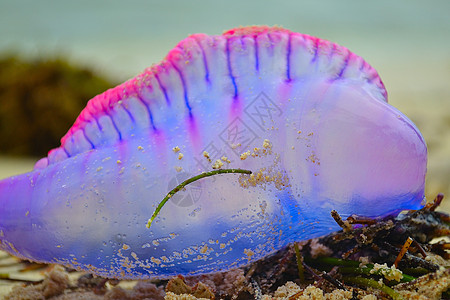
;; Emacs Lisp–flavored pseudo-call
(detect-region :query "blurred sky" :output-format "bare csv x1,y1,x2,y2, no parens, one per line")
0,1,449,86
0,0,450,208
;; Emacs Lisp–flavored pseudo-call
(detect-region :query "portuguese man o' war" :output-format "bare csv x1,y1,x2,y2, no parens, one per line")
0,26,427,279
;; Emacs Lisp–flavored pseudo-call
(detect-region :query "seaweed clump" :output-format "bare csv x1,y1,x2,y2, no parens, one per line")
238,194,450,299
0,55,117,157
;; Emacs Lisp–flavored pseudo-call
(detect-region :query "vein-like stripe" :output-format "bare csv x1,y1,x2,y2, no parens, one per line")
170,61,192,116
226,38,238,99
192,38,210,84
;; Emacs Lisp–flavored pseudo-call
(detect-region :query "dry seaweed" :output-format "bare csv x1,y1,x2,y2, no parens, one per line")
223,194,450,299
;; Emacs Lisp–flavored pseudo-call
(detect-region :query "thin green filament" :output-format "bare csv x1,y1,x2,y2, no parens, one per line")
146,168,252,229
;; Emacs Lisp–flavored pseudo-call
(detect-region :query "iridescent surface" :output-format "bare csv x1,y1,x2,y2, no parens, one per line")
0,26,427,279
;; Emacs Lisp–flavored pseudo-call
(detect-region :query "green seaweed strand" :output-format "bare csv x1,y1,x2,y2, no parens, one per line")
294,243,305,283
339,266,415,283
146,168,252,229
306,257,416,283
345,276,404,300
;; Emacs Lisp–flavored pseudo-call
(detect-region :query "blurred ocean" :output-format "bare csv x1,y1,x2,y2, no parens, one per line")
0,0,449,211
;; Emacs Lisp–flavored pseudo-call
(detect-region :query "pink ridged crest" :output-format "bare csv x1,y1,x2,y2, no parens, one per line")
46,26,386,167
